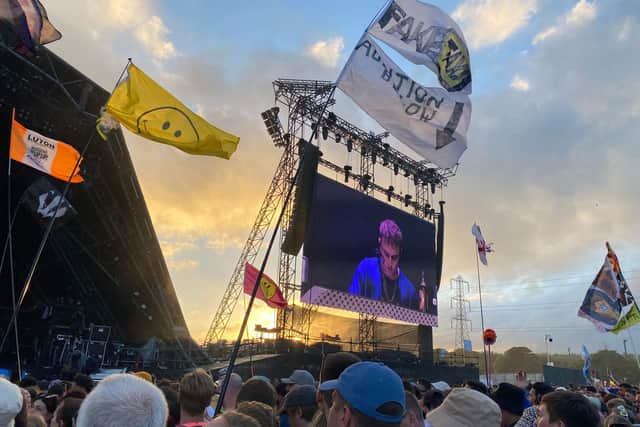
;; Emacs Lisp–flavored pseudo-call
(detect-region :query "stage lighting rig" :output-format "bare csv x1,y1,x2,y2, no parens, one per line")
344,165,352,183
404,194,412,207
260,107,286,147
393,163,399,175
347,138,353,152
387,185,394,202
362,174,371,191
383,144,390,166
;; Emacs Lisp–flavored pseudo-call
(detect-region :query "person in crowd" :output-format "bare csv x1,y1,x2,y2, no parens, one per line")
236,378,278,409
19,376,38,391
422,389,444,418
177,368,216,426
133,371,155,383
281,370,315,391
71,373,93,395
25,387,38,407
26,413,47,427
218,373,243,412
349,219,423,311
415,379,432,401
320,361,406,427
161,386,181,427
604,414,632,427
464,380,488,395
427,387,501,427
206,411,260,427
76,373,168,427
51,397,83,427
316,352,361,427
492,383,525,427
236,401,277,427
0,378,23,427
48,382,66,402
280,385,317,427
537,391,600,427
32,394,57,424
401,391,424,427
515,382,554,427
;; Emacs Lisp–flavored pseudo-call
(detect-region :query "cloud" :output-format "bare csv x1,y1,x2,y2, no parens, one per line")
533,0,597,45
510,74,531,91
306,37,344,67
452,0,538,49
134,15,177,60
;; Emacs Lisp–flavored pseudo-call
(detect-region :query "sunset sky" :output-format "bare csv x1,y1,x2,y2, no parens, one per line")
43,0,640,354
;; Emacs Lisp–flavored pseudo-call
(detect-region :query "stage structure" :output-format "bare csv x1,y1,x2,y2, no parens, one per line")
203,79,454,353
0,25,206,374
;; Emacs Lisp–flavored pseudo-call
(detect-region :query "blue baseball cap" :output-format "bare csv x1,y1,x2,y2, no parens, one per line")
319,361,406,423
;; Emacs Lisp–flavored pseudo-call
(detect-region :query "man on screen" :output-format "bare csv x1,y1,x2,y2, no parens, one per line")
349,219,426,311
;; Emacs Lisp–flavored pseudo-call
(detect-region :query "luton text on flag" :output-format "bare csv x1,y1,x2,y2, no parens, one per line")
367,0,472,94
578,255,622,332
471,223,492,266
104,64,239,159
10,114,83,183
244,263,287,309
337,34,471,169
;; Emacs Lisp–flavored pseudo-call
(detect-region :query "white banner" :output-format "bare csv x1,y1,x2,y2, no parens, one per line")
337,34,471,169
367,0,472,94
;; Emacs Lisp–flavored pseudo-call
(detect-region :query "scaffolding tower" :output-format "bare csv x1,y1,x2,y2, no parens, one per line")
203,79,455,350
450,276,472,362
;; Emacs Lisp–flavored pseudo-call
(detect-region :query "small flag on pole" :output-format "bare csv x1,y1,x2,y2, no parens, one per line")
103,64,239,159
471,223,492,266
578,255,622,332
244,263,287,309
22,177,77,227
607,243,640,334
581,345,591,384
10,112,84,183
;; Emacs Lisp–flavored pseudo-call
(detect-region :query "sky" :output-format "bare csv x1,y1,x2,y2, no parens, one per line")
40,0,640,355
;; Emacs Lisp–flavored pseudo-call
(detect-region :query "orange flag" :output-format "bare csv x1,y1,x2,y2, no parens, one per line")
10,112,84,183
244,263,287,309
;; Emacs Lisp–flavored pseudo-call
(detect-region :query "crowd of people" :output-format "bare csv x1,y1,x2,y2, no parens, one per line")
0,352,637,427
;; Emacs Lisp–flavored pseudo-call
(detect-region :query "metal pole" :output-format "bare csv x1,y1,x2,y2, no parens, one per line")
6,129,20,376
626,329,640,370
545,334,551,366
0,132,94,353
214,86,337,416
475,243,489,386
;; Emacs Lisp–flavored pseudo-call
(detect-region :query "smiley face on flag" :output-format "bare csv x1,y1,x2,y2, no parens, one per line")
136,106,200,145
260,278,276,300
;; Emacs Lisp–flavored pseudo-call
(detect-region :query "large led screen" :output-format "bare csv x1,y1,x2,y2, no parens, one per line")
301,174,438,326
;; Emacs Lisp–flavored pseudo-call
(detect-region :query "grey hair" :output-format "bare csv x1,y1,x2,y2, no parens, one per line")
76,374,168,427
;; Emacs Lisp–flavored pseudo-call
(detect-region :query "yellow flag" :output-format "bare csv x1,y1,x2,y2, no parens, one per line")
105,64,239,159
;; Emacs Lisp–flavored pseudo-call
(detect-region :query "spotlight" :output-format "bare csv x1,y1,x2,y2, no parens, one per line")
383,143,389,166
371,150,377,164
431,183,437,194
387,185,394,202
393,163,399,175
347,138,353,152
344,165,352,183
413,175,419,186
322,126,329,140
404,169,411,178
362,174,371,191
327,112,337,126
404,194,412,207
335,133,341,143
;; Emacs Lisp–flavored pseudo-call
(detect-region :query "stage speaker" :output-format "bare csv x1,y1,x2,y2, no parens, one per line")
88,324,111,342
281,142,319,255
418,325,434,366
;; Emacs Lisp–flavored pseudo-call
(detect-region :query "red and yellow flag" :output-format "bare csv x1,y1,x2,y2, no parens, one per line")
244,263,287,309
10,113,83,183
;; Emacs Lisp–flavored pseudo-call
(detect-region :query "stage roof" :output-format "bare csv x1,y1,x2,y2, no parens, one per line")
0,28,190,344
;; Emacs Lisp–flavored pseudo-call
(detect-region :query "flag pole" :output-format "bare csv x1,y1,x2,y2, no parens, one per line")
215,86,337,416
475,242,489,386
0,59,132,354
626,329,640,369
5,109,21,376
0,132,94,353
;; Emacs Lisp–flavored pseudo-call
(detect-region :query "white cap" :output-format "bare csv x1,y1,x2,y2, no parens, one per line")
0,378,23,427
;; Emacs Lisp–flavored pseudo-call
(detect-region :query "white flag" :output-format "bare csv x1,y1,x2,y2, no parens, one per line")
337,34,471,169
368,0,472,94
471,223,492,266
